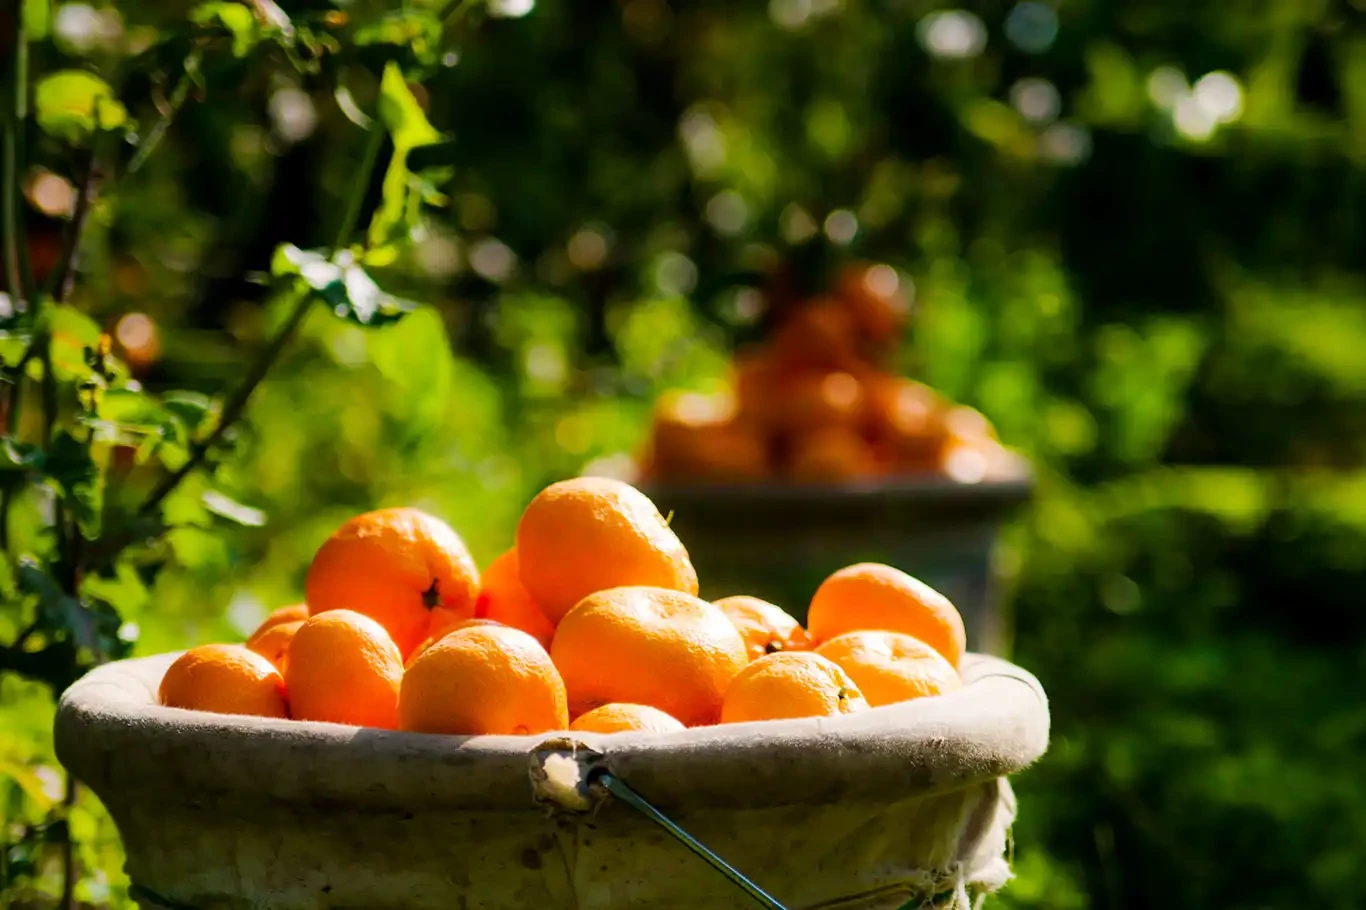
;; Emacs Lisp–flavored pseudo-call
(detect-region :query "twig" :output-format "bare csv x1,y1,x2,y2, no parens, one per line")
331,121,385,251
438,0,485,26
2,5,33,307
126,54,201,176
47,150,103,304
136,94,392,518
136,284,311,517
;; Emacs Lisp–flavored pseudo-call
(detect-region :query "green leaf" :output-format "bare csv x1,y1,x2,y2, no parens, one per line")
23,0,51,40
34,71,129,144
45,431,104,539
273,245,415,326
42,303,107,382
190,2,260,57
0,439,43,472
377,62,440,149
354,10,443,63
96,388,169,429
162,391,216,437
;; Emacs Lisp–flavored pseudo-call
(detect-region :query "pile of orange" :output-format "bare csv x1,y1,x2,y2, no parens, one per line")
639,262,1021,485
160,478,966,735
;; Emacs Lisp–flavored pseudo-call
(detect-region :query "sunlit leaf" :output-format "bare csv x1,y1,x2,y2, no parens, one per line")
377,62,440,149
0,439,43,472
273,245,414,326
354,10,443,63
34,71,129,144
45,431,104,539
190,2,260,57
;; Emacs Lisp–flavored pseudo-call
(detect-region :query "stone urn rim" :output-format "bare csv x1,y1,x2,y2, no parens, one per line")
55,651,1048,815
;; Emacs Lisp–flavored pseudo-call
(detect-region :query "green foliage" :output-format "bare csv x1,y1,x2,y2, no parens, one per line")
33,72,127,143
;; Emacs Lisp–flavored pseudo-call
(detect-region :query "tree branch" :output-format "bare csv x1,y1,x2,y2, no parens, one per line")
47,150,103,304
2,4,33,307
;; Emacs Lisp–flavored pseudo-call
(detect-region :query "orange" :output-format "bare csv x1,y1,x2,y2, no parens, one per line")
569,703,686,734
720,652,869,724
158,644,288,719
836,263,910,346
550,586,748,726
305,507,480,658
406,618,507,667
772,299,860,371
649,391,770,482
786,426,878,483
285,610,404,729
474,549,555,649
941,404,998,443
806,563,966,668
516,478,698,623
252,603,308,637
650,419,769,483
245,619,302,672
864,374,944,467
713,595,810,660
815,631,961,707
399,625,568,736
733,348,782,427
772,371,865,434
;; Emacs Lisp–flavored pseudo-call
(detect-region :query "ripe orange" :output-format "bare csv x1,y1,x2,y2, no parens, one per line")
305,507,480,658
733,348,782,427
252,603,308,636
568,703,686,734
550,586,748,727
865,374,944,466
158,644,288,719
713,595,810,661
406,618,507,667
786,426,878,483
772,299,860,371
475,549,555,649
815,631,961,707
245,619,302,672
399,625,568,736
516,478,698,623
650,411,770,483
772,371,865,434
806,563,966,668
285,610,404,729
836,263,909,346
720,652,869,724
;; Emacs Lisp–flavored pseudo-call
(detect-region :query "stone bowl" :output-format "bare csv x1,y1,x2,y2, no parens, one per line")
56,651,1049,909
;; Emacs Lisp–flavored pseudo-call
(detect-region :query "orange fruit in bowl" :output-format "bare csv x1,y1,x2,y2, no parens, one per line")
569,703,686,734
713,595,810,660
550,586,748,727
836,263,910,346
806,563,966,668
305,507,480,658
864,374,944,464
516,478,698,623
285,610,404,729
773,370,866,434
252,603,308,636
733,348,782,426
245,618,302,672
786,426,878,483
720,652,869,724
650,419,770,483
772,299,860,371
158,644,288,719
399,625,568,736
815,631,960,707
474,549,555,649
406,618,507,667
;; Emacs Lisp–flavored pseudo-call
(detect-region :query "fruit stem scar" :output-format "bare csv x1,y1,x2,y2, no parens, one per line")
422,579,441,609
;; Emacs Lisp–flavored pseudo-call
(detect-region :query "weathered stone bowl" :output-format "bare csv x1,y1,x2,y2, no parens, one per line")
56,651,1048,910
646,474,1034,655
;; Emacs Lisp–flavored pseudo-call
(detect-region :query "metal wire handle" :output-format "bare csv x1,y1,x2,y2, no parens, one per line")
592,770,790,910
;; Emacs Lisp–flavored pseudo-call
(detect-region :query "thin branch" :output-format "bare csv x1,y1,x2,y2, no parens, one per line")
439,0,485,26
136,96,392,518
126,55,201,176
47,150,103,304
2,5,33,307
332,122,386,251
137,285,312,516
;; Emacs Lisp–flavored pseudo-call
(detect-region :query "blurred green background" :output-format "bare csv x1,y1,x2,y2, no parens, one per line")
5,0,1366,907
